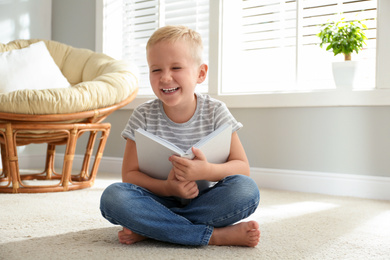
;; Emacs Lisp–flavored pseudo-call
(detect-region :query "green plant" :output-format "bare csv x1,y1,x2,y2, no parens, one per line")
317,18,367,61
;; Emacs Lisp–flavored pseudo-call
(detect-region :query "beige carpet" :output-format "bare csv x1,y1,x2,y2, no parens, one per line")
1,173,389,260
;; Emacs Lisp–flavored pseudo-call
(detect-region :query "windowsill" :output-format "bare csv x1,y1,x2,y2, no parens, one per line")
122,88,390,109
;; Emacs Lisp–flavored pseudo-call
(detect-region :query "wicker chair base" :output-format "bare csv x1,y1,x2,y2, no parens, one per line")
0,122,110,193
0,91,137,193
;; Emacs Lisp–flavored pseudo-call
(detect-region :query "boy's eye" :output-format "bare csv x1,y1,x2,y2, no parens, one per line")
152,69,161,73
172,67,181,70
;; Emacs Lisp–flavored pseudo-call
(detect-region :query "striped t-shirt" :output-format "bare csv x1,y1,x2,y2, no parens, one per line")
121,93,242,152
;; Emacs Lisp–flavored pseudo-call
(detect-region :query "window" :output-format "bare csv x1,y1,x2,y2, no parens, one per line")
99,0,209,96
222,0,377,93
97,0,390,108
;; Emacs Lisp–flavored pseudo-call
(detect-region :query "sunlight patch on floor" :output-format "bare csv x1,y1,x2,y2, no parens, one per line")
247,201,340,224
354,210,390,235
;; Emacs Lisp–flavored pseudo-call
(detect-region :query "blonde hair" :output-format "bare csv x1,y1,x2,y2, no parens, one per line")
146,25,204,64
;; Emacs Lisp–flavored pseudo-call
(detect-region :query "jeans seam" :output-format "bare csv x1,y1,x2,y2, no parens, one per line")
201,225,214,246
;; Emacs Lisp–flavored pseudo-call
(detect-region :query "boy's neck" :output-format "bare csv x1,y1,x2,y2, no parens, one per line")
162,94,197,124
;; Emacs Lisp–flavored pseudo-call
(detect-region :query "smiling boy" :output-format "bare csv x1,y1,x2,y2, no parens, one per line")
100,25,260,247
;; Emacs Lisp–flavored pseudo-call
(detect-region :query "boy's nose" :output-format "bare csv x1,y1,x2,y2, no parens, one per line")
160,71,172,83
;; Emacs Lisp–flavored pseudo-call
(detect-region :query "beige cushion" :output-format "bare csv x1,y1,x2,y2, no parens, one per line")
0,39,138,114
0,41,70,94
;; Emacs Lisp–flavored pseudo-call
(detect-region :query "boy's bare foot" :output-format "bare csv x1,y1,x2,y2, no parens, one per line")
208,221,260,247
118,227,147,245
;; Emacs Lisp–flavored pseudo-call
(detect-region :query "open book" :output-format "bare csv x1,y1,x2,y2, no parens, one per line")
135,123,232,191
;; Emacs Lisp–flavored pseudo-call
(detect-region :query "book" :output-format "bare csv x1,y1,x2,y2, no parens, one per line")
134,123,232,192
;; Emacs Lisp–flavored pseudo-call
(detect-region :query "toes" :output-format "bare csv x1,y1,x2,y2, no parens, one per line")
248,220,259,230
123,227,133,235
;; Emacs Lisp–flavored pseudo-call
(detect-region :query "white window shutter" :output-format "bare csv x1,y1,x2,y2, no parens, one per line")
298,0,377,90
221,0,377,93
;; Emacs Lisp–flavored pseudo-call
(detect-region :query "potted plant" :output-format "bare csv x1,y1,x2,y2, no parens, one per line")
317,18,367,89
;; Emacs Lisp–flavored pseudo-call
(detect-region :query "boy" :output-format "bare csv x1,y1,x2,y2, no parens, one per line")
100,25,260,247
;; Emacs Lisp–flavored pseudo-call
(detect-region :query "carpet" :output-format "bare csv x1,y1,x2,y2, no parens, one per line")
1,173,389,260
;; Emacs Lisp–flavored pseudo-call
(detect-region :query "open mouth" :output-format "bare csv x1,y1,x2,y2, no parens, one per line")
162,87,179,93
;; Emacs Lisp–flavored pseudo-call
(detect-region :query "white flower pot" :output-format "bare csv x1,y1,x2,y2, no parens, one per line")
332,61,359,90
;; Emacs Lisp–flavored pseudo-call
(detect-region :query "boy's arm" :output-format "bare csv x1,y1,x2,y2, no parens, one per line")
122,139,199,199
170,131,250,182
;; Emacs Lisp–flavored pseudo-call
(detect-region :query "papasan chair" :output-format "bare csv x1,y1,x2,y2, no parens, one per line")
0,39,138,193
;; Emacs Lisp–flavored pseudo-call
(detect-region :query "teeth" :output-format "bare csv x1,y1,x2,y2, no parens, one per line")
162,87,178,93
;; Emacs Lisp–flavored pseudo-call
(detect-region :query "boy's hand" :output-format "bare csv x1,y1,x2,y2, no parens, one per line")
169,147,211,182
165,169,199,199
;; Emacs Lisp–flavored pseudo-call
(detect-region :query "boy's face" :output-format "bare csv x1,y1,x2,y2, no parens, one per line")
147,39,207,111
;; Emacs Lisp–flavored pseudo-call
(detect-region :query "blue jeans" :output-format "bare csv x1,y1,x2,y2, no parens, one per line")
100,175,260,246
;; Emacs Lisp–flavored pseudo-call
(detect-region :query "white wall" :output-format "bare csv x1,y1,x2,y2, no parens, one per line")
51,0,95,50
0,0,51,43
105,107,390,178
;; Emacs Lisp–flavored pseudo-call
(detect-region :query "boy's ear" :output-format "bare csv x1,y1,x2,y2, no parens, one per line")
197,64,208,84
